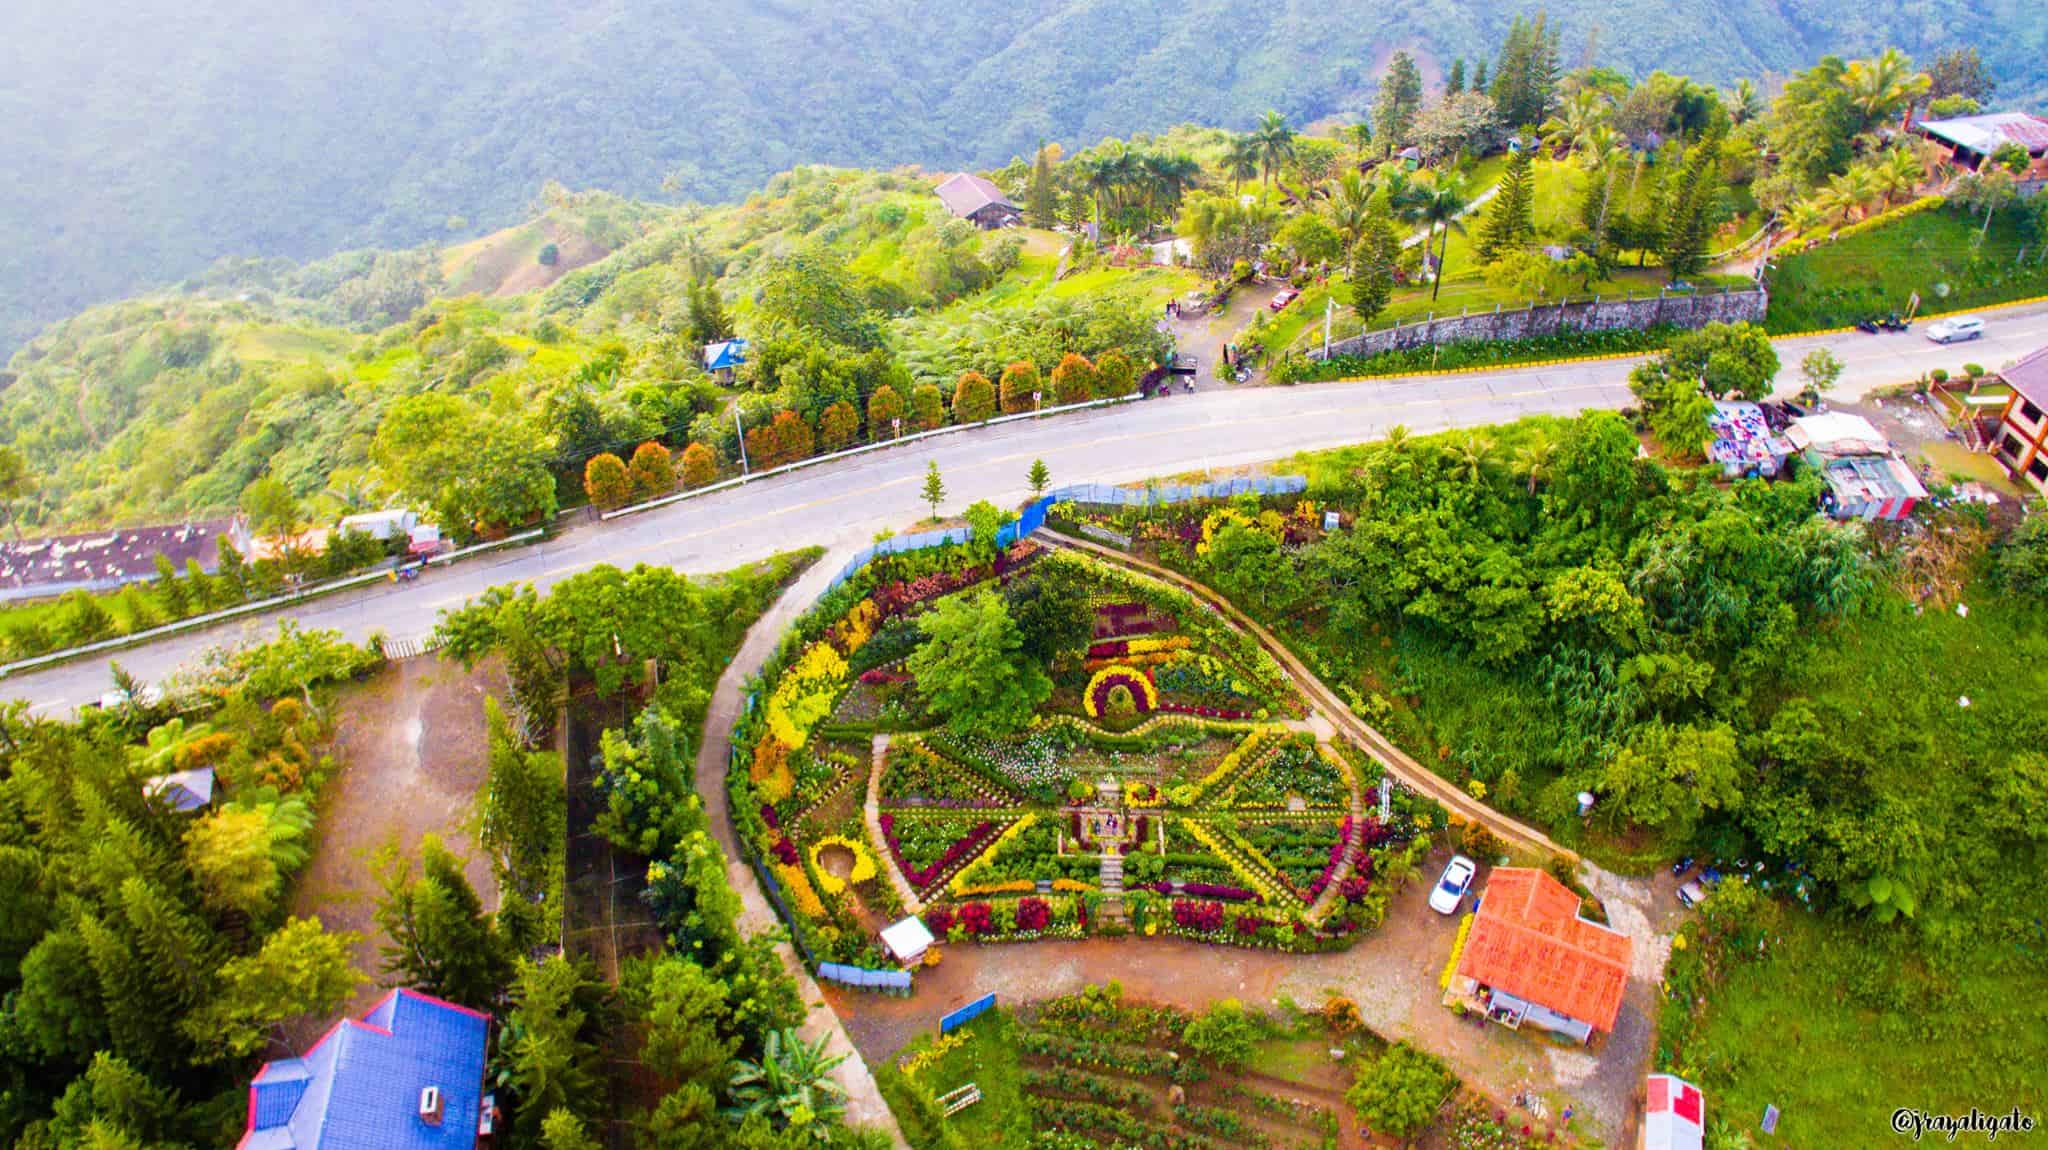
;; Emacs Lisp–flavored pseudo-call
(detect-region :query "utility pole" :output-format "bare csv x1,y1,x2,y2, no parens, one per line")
734,406,750,478
1323,294,1334,357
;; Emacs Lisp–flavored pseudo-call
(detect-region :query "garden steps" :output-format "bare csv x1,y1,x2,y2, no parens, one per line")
1097,852,1128,923
1305,739,1367,923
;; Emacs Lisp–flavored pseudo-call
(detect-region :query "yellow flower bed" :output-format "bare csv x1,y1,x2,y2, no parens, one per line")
949,814,1037,894
765,641,849,749
1083,664,1160,718
809,835,878,895
1181,820,1287,905
775,862,827,918
1440,912,1476,990
1192,726,1277,795
955,879,1037,896
1052,878,1096,893
830,599,880,657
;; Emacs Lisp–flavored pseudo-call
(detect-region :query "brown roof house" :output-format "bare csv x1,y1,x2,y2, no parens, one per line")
1445,867,1633,1044
935,173,1021,229
1992,346,2048,495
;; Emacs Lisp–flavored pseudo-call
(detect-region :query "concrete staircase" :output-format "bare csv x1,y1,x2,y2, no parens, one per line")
1098,849,1127,925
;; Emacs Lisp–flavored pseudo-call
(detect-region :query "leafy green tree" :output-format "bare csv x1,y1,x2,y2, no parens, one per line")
905,589,1051,736
0,445,33,541
1798,347,1844,404
583,453,631,509
1346,1042,1454,1140
542,1109,604,1150
997,361,1040,414
1093,350,1138,399
867,384,906,438
239,479,299,536
908,383,946,431
1996,513,2048,601
14,926,110,1063
498,955,615,1144
680,442,719,488
952,371,995,422
185,802,297,916
373,393,557,539
685,277,735,344
754,248,883,350
181,916,364,1059
1027,458,1050,497
1372,52,1424,150
1274,212,1340,267
374,835,514,1009
1180,998,1258,1068
817,401,860,452
919,461,946,519
1475,147,1535,262
1768,57,1857,191
1048,353,1097,406
963,500,1014,563
726,1028,849,1138
1927,46,1996,103
481,698,566,943
1668,322,1780,400
43,1052,188,1150
1597,721,1742,832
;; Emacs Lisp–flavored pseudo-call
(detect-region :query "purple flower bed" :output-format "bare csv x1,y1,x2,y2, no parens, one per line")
761,804,781,830
893,797,1010,809
1157,703,1256,720
879,813,998,890
1151,881,1260,903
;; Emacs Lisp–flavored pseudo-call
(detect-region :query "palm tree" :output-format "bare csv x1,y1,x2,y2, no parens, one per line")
1223,136,1262,196
1143,151,1202,216
1844,48,1931,132
1540,91,1610,157
1324,171,1377,247
727,1029,849,1139
1818,167,1880,225
1730,79,1762,125
1452,433,1496,485
1580,125,1630,255
1782,199,1829,237
1400,175,1471,301
1253,111,1298,189
1875,147,1922,206
1513,436,1556,495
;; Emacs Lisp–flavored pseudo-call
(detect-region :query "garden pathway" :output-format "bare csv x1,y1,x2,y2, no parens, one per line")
1040,529,1569,860
865,733,925,914
1302,741,1366,923
692,551,909,1147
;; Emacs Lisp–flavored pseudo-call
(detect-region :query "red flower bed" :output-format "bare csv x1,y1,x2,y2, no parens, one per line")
772,836,799,866
1157,703,1257,720
958,901,995,935
925,906,955,935
1341,874,1373,904
1171,899,1226,932
1015,897,1051,931
858,668,910,685
1235,913,1263,935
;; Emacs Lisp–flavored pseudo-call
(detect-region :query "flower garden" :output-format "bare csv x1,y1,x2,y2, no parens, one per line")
729,533,1445,969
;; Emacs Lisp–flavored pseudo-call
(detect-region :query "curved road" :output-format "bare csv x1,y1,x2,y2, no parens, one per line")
10,299,2048,712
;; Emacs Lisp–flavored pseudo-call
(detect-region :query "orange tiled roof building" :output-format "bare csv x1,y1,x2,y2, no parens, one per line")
1451,867,1633,1043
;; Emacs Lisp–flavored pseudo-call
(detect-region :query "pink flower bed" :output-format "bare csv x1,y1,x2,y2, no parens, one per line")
858,668,911,685
1171,899,1227,932
1308,816,1354,900
1156,703,1257,720
1151,881,1259,903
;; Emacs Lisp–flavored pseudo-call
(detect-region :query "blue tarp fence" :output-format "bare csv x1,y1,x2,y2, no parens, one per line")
822,476,1305,591
817,963,914,995
939,993,998,1033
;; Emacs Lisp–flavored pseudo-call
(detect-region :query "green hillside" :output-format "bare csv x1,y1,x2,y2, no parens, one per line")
4,0,2045,354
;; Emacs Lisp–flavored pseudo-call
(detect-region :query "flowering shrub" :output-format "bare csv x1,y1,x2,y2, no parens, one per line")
1235,913,1262,935
924,905,955,935
1341,875,1373,903
829,598,880,656
858,668,911,685
749,737,796,804
957,901,995,935
771,836,800,866
765,641,849,749
773,861,827,918
1171,899,1227,932
1015,897,1052,931
808,835,878,894
1083,665,1158,719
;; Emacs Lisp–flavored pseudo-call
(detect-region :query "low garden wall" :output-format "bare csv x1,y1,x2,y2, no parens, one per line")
1311,287,1768,360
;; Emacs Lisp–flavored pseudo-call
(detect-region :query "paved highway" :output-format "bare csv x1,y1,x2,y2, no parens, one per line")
10,300,2047,713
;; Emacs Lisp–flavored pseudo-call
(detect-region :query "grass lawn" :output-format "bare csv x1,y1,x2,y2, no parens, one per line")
1676,910,2048,1147
1765,205,2048,334
878,1012,1031,1148
229,323,355,366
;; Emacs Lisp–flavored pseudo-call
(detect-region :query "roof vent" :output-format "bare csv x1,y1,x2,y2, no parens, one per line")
419,1086,444,1125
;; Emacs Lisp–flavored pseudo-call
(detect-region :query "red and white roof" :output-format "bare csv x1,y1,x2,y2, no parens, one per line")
1644,1074,1704,1150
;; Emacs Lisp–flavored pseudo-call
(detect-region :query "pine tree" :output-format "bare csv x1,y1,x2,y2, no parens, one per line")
1372,52,1425,151
120,877,217,1011
375,836,514,1009
1445,58,1466,96
1347,208,1402,325
78,911,179,1070
1025,141,1059,227
1476,148,1537,261
1658,132,1724,280
920,461,946,520
1490,18,1532,125
1027,459,1050,497
1473,60,1488,91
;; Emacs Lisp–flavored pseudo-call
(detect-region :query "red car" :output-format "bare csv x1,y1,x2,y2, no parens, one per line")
1268,288,1301,311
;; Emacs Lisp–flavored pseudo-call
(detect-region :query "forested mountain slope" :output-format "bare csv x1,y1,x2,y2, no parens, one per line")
3,0,2041,354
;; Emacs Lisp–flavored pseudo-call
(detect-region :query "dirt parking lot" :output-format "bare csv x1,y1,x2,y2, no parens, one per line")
286,654,506,1036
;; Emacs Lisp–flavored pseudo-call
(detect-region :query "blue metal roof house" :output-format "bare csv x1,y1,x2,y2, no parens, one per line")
703,339,748,379
239,988,492,1150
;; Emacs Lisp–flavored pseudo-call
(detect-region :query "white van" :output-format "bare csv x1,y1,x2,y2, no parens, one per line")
1926,315,1985,343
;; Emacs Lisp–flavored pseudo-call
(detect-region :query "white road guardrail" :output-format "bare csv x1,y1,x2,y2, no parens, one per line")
0,529,545,680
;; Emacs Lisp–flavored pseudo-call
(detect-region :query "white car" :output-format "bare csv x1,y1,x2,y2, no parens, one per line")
1429,854,1478,915
1925,315,1984,343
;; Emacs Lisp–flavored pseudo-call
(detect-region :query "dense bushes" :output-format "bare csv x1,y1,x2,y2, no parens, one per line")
1272,325,1678,384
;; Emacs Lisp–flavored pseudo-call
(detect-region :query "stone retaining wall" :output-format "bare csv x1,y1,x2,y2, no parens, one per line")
1310,287,1769,360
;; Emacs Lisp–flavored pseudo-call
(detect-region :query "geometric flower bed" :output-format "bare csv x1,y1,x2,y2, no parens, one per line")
732,538,1443,967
